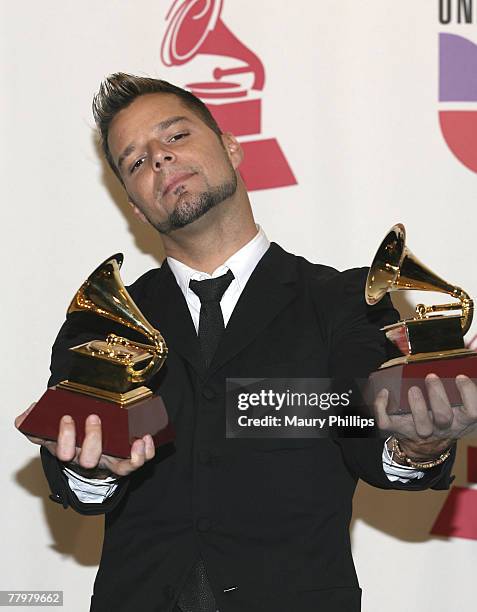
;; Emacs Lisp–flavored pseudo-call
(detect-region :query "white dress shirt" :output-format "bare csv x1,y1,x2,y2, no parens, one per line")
64,225,421,502
167,224,270,332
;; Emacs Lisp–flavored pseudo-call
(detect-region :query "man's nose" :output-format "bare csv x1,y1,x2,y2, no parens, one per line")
150,143,175,170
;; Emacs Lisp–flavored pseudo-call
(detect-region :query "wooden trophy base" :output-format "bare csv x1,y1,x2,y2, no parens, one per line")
18,386,175,458
367,353,477,415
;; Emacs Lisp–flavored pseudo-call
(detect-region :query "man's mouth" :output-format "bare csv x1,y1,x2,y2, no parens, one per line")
162,172,196,196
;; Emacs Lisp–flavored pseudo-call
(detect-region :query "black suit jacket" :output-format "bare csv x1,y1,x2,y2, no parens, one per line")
41,243,455,612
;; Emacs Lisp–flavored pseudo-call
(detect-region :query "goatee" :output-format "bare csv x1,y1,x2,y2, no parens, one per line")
152,177,237,235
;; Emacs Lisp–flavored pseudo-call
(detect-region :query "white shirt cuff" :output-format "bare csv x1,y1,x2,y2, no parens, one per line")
63,467,119,503
382,437,425,482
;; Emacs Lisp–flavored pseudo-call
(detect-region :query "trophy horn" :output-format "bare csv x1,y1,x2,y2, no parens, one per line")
67,254,167,383
365,224,474,334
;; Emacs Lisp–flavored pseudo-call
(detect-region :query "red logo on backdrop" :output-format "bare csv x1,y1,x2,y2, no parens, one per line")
431,334,477,541
431,446,477,541
160,0,297,192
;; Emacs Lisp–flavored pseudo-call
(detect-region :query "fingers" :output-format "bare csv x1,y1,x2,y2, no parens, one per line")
124,435,155,474
130,438,147,467
407,385,434,438
374,388,421,441
456,375,477,420
425,374,453,430
17,400,157,476
76,415,103,469
55,415,77,462
144,435,155,461
373,388,392,431
104,435,156,477
368,375,475,444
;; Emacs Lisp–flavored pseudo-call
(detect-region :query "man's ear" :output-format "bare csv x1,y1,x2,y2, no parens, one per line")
128,200,148,223
221,132,244,169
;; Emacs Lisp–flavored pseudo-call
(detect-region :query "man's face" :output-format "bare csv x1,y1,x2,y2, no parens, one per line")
107,93,241,234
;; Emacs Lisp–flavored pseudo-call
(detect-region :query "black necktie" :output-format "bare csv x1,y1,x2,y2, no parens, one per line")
189,269,234,368
175,558,218,612
176,271,234,612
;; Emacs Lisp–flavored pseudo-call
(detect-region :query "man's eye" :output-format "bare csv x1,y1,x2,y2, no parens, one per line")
130,158,144,174
169,132,189,143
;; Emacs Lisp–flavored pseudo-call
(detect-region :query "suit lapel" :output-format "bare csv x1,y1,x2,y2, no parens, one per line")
144,244,298,378
209,243,298,375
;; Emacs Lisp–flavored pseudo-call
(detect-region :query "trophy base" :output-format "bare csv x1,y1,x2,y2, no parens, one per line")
367,352,477,415
380,347,477,369
18,386,175,458
57,380,152,406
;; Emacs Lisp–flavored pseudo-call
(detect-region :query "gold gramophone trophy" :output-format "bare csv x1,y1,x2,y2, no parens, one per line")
365,223,477,413
18,254,174,458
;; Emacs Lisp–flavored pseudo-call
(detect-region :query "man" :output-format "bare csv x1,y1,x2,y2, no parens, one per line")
15,73,477,612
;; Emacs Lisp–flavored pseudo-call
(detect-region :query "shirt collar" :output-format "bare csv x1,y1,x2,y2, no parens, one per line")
167,225,270,299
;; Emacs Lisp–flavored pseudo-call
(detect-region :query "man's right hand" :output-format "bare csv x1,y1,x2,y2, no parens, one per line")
15,404,156,479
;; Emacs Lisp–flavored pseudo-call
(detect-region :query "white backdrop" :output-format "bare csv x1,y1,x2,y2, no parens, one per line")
2,1,477,610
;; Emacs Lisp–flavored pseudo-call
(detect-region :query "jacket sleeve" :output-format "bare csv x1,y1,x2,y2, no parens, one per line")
40,445,130,515
325,267,456,491
40,311,131,515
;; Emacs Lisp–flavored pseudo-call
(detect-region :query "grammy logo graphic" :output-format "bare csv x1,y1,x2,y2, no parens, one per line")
161,0,297,191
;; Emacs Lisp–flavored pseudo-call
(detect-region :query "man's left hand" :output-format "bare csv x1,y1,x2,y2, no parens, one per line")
374,373,477,460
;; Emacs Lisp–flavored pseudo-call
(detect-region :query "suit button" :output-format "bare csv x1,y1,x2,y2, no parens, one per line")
196,517,212,532
202,387,216,400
